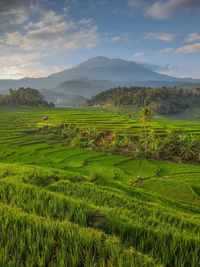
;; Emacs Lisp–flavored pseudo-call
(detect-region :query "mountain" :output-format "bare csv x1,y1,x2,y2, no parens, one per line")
51,56,178,83
0,56,199,104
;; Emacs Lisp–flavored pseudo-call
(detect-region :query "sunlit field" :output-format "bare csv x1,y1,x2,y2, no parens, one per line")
0,106,200,267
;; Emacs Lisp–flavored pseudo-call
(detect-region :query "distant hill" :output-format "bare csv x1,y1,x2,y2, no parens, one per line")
0,56,200,102
88,87,200,115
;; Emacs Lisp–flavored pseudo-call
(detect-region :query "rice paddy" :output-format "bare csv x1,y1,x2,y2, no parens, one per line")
0,106,200,267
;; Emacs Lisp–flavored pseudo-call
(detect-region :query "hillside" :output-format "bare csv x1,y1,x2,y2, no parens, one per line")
0,106,200,266
88,87,200,115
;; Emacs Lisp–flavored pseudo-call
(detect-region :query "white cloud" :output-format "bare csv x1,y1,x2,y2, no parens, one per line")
156,64,177,76
63,26,100,50
160,42,200,54
109,36,121,43
1,10,100,51
0,65,49,79
134,51,145,57
0,2,101,79
0,52,48,79
0,9,28,36
146,0,200,19
137,61,177,76
161,48,175,53
53,66,66,73
5,32,23,46
0,1,50,34
0,53,42,65
0,51,48,79
176,42,200,53
79,18,93,27
145,32,175,42
186,33,200,42
0,8,100,54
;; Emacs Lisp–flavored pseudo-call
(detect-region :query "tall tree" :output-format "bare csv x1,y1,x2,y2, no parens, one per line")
140,105,152,156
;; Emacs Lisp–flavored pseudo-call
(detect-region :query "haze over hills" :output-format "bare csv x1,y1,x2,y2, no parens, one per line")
0,56,199,106
39,88,87,107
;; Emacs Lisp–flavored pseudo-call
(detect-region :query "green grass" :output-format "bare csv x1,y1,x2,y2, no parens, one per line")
0,106,200,266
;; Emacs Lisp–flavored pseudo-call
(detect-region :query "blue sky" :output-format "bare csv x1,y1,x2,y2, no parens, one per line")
0,0,200,79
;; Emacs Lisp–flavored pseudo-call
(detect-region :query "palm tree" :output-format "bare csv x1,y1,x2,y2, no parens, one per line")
140,105,152,156
135,105,152,181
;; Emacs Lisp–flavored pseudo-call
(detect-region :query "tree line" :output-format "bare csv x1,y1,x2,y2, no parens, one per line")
88,87,200,115
0,87,54,107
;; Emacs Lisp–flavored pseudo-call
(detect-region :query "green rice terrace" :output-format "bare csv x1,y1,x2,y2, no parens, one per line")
0,106,200,267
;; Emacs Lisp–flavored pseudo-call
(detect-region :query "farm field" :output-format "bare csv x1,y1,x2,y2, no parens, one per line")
0,106,200,267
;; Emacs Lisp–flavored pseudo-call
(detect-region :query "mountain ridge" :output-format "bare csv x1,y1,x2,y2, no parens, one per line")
0,57,199,105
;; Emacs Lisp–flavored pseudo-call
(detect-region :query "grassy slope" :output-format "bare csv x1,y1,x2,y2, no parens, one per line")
0,106,200,267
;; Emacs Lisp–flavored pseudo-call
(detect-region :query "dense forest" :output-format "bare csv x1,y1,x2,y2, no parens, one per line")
0,88,54,107
88,87,200,114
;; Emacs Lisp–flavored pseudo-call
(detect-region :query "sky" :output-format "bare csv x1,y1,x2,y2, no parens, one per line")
0,0,200,79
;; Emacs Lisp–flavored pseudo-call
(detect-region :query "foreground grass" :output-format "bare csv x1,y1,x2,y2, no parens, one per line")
0,106,200,266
